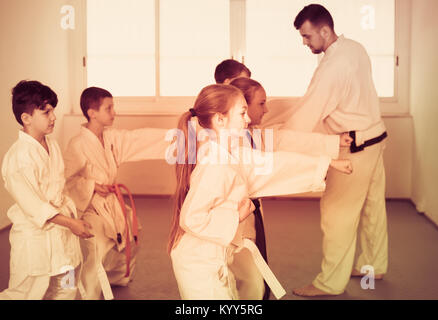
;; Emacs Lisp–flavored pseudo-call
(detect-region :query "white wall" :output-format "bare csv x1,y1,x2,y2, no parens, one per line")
0,0,76,229
410,0,438,225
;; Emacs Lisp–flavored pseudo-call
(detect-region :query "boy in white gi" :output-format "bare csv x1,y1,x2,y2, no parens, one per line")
168,84,353,300
64,87,168,300
0,80,93,300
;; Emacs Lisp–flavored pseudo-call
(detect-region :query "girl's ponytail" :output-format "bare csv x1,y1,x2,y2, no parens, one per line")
167,84,243,254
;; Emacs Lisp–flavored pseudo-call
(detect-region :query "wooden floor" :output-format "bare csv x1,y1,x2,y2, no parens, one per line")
1,198,437,300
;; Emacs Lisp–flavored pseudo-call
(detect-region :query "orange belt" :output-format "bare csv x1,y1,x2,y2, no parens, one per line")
111,183,139,277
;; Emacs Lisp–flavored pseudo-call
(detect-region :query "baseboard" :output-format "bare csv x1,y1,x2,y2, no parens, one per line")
408,199,438,229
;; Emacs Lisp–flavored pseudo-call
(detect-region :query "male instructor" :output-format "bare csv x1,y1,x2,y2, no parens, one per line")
283,4,389,296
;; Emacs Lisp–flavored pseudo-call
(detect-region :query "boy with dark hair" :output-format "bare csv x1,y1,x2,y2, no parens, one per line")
0,80,92,300
214,59,251,84
64,86,168,300
79,86,112,121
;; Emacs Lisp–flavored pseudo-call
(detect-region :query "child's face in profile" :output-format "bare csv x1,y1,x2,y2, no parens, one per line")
25,104,56,135
95,97,116,126
225,94,251,131
247,87,268,126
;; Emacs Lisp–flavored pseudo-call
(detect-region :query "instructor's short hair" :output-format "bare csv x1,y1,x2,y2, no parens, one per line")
294,4,334,30
12,80,58,125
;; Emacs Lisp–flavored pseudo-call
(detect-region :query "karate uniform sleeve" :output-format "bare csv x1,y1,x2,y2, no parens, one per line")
64,139,95,212
109,128,169,164
3,166,59,229
242,148,331,198
281,62,349,133
180,164,240,247
260,98,299,128
274,129,340,159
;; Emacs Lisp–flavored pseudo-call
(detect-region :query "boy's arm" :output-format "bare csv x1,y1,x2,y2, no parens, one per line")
260,99,299,129
48,214,93,238
273,129,340,159
109,128,169,164
64,140,95,211
242,148,331,199
4,166,73,229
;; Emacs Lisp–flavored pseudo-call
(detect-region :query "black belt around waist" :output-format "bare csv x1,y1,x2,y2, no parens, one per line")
250,198,270,300
252,198,261,210
349,131,387,153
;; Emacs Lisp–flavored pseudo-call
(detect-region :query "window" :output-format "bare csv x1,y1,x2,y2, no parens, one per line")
87,0,155,96
86,0,229,98
77,0,409,114
245,0,395,97
160,0,229,96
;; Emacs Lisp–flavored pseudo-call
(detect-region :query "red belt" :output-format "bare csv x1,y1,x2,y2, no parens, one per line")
111,183,139,277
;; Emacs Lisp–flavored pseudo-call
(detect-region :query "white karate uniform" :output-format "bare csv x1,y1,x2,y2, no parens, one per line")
260,99,341,159
64,125,168,299
282,35,388,294
230,126,340,299
273,129,339,159
0,131,82,300
171,140,331,300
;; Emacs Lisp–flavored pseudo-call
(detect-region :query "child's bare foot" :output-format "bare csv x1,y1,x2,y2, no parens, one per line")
292,284,338,297
351,269,384,280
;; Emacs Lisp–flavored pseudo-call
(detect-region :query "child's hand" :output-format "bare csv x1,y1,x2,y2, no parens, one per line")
238,198,256,222
69,219,94,239
95,183,112,197
330,159,353,174
340,132,353,147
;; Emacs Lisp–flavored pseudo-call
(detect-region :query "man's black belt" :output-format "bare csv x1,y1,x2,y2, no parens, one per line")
349,131,388,153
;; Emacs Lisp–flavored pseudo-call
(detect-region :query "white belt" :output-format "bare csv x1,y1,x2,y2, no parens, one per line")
89,237,114,300
236,239,286,300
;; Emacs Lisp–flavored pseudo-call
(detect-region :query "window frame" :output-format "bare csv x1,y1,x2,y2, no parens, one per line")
70,0,411,116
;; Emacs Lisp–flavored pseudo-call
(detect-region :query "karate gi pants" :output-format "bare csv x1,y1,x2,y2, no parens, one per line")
229,199,269,300
229,247,265,299
312,141,388,294
0,266,81,300
80,211,138,300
